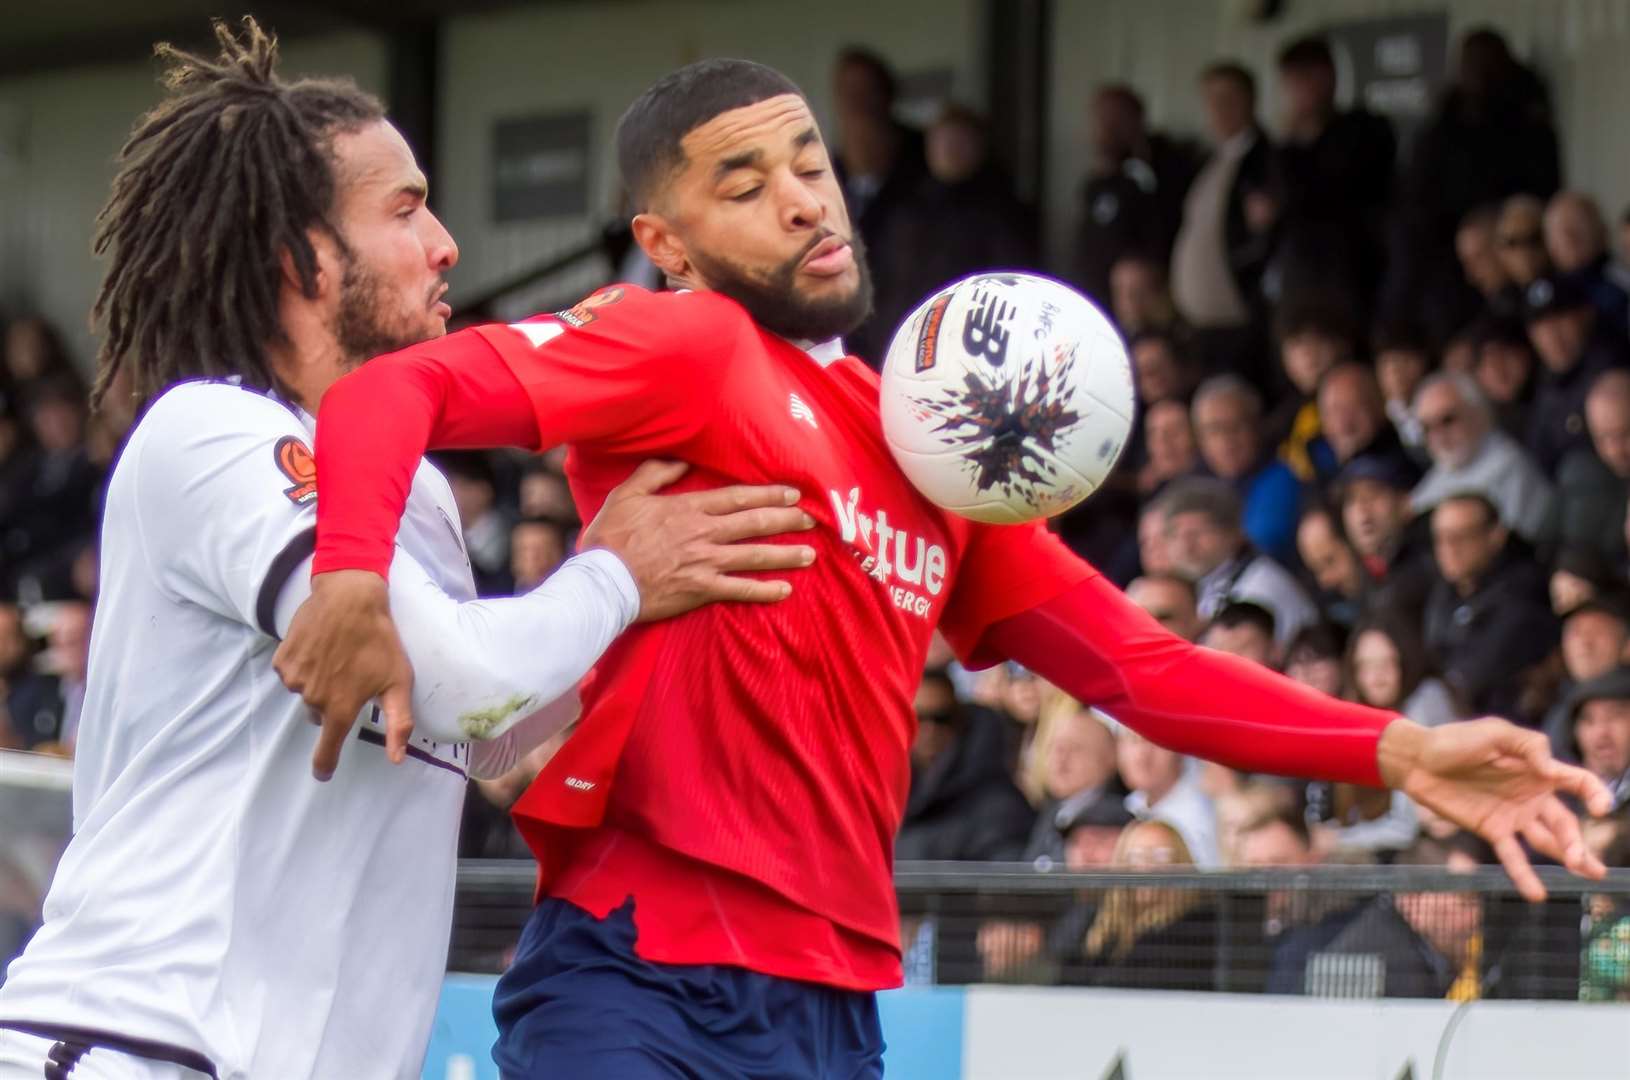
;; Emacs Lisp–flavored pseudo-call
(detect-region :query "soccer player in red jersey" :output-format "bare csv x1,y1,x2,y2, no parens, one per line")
277,61,1611,1077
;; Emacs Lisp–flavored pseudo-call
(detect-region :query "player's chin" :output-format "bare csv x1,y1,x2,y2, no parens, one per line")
796,264,861,299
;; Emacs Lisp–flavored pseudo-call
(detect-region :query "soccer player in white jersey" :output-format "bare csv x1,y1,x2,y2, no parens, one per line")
0,20,812,1080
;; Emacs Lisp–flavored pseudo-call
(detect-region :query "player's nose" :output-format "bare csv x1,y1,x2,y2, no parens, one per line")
776,171,824,232
424,210,459,270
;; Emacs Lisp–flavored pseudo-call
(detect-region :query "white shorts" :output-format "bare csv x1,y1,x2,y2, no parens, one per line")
0,1029,209,1080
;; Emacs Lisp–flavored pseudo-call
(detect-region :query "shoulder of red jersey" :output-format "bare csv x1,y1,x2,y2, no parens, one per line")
508,285,755,344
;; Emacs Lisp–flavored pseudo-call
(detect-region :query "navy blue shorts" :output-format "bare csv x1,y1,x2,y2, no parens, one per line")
491,897,885,1079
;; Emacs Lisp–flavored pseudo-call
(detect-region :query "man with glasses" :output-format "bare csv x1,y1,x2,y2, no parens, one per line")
1496,195,1552,296
1409,371,1554,541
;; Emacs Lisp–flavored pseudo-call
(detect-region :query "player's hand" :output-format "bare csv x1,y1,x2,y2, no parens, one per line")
579,460,816,623
1377,717,1614,901
273,570,416,781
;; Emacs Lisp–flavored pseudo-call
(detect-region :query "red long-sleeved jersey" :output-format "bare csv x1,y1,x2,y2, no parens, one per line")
312,286,1396,989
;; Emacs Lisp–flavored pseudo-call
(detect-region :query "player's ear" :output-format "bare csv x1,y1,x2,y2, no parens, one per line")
281,230,341,299
632,212,690,281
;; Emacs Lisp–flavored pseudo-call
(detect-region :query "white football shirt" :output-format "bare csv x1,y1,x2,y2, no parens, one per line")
0,381,636,1079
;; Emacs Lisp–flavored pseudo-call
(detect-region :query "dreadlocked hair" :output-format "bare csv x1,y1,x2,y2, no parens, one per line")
89,16,384,412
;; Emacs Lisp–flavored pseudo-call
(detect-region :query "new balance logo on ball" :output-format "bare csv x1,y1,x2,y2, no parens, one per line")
789,393,818,429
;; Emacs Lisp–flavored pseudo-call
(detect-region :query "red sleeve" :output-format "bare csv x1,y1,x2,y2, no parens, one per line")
980,572,1396,787
312,328,538,577
938,522,1095,657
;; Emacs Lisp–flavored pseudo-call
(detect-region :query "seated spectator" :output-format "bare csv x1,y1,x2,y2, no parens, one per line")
1454,204,1511,315
1560,667,1630,814
0,603,63,750
1192,374,1303,564
1068,820,1220,990
1116,726,1219,866
1162,477,1317,649
1549,544,1618,617
7,379,102,599
1129,329,1197,406
1561,368,1630,563
1425,494,1558,721
1522,273,1630,477
1470,315,1538,439
1544,191,1630,338
1317,363,1417,482
2,317,77,400
518,464,578,524
1135,496,1176,578
510,518,567,593
1543,593,1630,760
1124,573,1203,641
1199,601,1277,667
1136,398,1198,496
1110,253,1185,340
1295,504,1364,627
1496,195,1551,299
1021,705,1124,866
1580,818,1630,999
1336,455,1436,623
1268,297,1355,482
1347,613,1460,728
1373,323,1433,457
896,670,1036,861
437,452,515,596
1283,622,1347,696
1409,372,1555,543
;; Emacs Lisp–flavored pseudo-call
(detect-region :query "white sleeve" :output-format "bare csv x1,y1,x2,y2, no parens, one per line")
131,383,320,634
273,547,639,777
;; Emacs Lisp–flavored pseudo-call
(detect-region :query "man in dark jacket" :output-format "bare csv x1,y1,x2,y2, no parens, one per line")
1074,83,1198,306
1522,273,1630,477
1335,455,1435,625
896,669,1035,862
1268,36,1395,318
1424,493,1558,722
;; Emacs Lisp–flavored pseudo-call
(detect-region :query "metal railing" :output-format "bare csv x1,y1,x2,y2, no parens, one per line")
450,860,1630,1003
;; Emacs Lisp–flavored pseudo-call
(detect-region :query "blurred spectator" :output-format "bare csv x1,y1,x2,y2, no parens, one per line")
1110,255,1185,340
891,105,1035,316
1192,374,1301,564
1,604,61,750
1559,667,1630,813
1409,372,1554,542
1268,296,1356,483
1295,504,1364,627
1267,36,1394,317
1128,329,1197,405
1124,574,1202,641
1170,61,1274,380
6,379,102,600
1282,622,1347,697
1542,593,1630,758
1317,363,1417,481
831,46,928,367
518,464,578,524
1136,496,1176,578
1074,83,1197,306
1199,601,1276,668
1162,477,1316,649
40,603,90,751
1522,273,1630,477
1116,726,1219,866
1549,545,1617,618
1545,191,1630,338
510,518,567,594
1335,456,1435,623
1581,818,1630,999
1388,27,1559,343
1373,324,1432,457
1070,820,1220,990
2,318,77,400
1562,369,1630,564
1021,707,1125,866
437,452,515,596
1470,316,1538,438
896,670,1035,861
1495,195,1551,296
1425,494,1558,721
1135,398,1197,497
1347,613,1459,728
1455,205,1511,311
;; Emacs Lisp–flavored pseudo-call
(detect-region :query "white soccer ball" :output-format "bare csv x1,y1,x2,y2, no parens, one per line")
879,272,1136,525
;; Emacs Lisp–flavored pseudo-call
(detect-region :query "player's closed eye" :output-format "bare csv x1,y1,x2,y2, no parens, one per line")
729,188,762,203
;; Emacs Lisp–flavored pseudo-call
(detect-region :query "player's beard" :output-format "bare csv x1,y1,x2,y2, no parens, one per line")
331,245,436,366
688,231,874,343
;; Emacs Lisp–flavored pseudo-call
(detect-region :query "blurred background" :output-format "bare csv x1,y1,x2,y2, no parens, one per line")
5,2,1630,1077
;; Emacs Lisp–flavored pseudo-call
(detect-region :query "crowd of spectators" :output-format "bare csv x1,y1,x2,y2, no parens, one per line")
4,27,1630,1001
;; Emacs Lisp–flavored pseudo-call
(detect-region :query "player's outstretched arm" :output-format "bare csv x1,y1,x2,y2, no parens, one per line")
982,572,1613,900
275,460,815,778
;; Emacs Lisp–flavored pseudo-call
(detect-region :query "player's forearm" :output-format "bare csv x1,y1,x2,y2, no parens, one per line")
394,549,638,752
984,574,1397,786
312,339,539,578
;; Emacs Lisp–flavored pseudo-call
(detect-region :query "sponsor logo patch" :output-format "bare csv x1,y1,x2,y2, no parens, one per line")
554,286,626,329
273,436,317,505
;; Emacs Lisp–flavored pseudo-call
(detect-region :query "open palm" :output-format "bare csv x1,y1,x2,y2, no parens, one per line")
1393,718,1614,900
